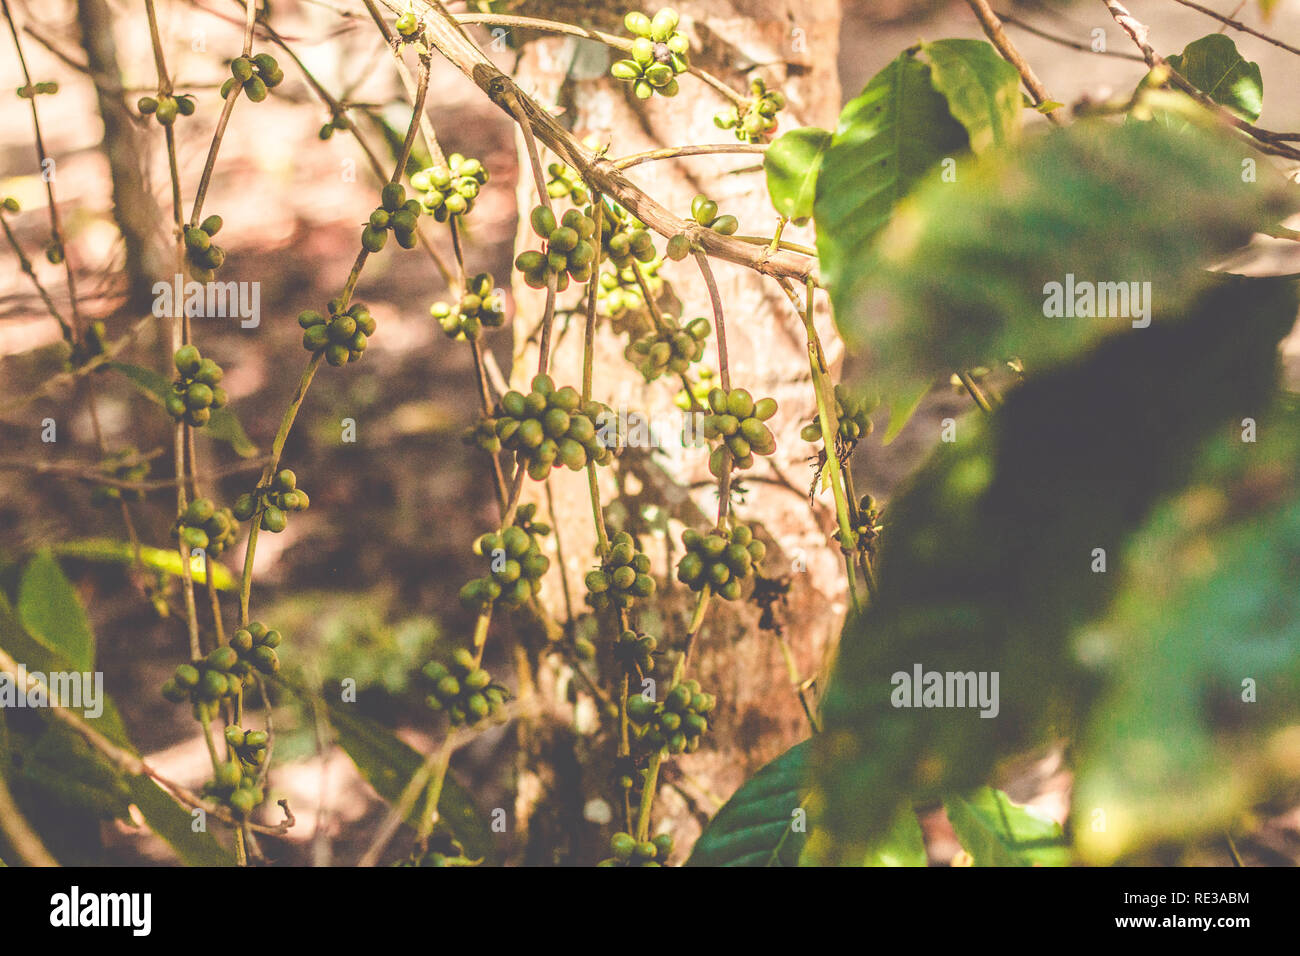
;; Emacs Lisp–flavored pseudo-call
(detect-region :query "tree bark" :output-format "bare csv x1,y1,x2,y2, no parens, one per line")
504,0,844,861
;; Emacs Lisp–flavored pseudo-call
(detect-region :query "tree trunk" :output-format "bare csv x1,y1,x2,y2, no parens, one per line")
506,0,844,862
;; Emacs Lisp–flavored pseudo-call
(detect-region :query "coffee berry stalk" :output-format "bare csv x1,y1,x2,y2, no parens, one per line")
220,53,284,102
167,345,227,427
137,92,196,126
611,8,689,99
714,76,786,143
232,468,310,533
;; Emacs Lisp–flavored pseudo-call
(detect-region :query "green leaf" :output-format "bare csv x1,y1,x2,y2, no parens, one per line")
945,788,1069,866
764,127,831,224
918,39,1022,153
126,775,235,866
324,698,495,862
17,551,94,673
51,538,237,590
880,379,931,446
1166,34,1262,122
108,362,259,458
1072,406,1300,862
814,49,969,305
686,740,810,866
834,120,1295,400
808,276,1298,863
861,804,927,866
204,407,259,458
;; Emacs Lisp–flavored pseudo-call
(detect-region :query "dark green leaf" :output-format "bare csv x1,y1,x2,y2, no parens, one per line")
686,740,810,866
764,127,831,223
809,276,1298,863
834,120,1295,400
126,775,235,866
17,551,93,673
880,379,931,446
324,698,495,862
919,39,1022,153
945,787,1069,866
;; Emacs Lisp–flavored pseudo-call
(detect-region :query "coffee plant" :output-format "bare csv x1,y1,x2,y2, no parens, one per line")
1,0,1299,878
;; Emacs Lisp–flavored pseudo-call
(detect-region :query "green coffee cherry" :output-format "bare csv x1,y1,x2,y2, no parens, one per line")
515,206,598,292
89,446,150,507
175,497,238,557
1,196,20,213
228,620,283,677
411,153,488,222
837,494,883,557
423,651,509,727
629,678,715,755
597,257,664,317
362,183,421,252
598,829,673,867
395,12,420,36
17,81,59,98
167,346,228,427
431,273,505,341
225,726,270,772
222,53,282,102
702,387,778,477
626,316,710,382
585,531,656,611
714,76,786,143
690,193,739,235
299,299,374,366
182,213,226,281
611,7,689,98
801,383,876,446
615,629,657,675
477,373,612,481
138,92,195,126
459,503,552,610
595,203,656,271
160,637,252,707
545,162,588,205
676,523,765,601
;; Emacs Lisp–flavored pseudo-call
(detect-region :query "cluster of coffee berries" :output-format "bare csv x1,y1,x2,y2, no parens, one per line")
167,345,227,427
611,9,689,99
161,645,244,706
224,726,269,773
69,319,109,368
628,679,716,753
176,497,238,556
298,300,375,366
221,53,283,102
599,831,673,867
182,214,226,281
137,92,196,125
318,112,348,140
689,194,739,235
676,523,765,600
431,273,504,341
585,531,656,611
714,77,786,143
207,757,264,817
801,384,875,448
395,11,421,37
459,507,551,609
597,206,656,270
232,469,309,534
835,494,882,556
515,206,598,292
615,629,658,675
492,374,612,479
626,317,710,382
411,154,488,221
546,162,589,205
363,182,421,252
597,258,663,317
423,648,509,726
702,387,777,476
230,621,283,676
91,447,149,506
